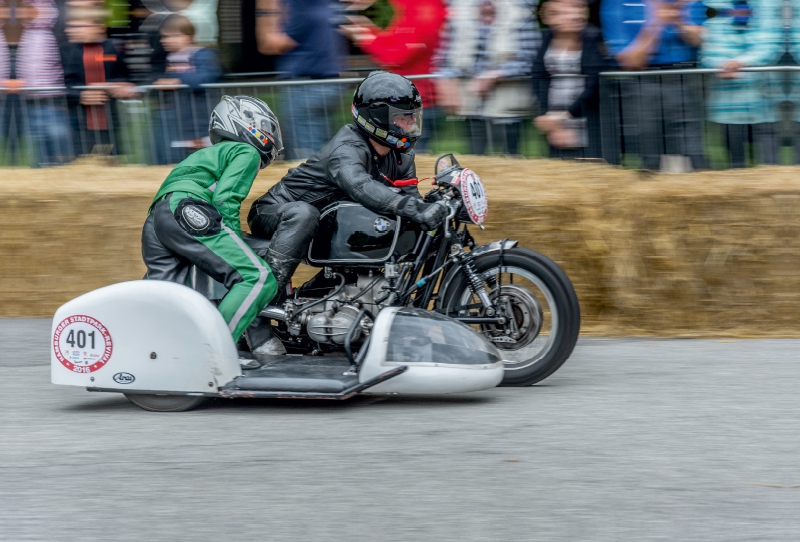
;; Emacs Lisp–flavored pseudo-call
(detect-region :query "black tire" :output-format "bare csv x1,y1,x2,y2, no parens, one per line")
439,248,580,386
124,394,207,412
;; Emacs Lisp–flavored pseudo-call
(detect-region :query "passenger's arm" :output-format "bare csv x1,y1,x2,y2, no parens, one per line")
212,145,262,236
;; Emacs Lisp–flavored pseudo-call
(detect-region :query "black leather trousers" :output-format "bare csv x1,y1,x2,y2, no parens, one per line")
246,200,321,260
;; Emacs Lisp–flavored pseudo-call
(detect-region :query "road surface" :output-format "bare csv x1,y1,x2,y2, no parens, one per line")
2,319,799,540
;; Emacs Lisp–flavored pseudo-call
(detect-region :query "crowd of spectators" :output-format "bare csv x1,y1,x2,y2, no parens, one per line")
1,0,800,170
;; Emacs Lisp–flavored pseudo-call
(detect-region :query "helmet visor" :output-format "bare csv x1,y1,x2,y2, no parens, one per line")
252,110,283,152
387,106,423,138
370,104,423,138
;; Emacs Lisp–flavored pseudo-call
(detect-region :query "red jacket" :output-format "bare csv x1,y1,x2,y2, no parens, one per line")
361,0,446,107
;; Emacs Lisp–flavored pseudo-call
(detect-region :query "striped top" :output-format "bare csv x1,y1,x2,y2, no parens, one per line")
434,0,540,79
17,0,64,97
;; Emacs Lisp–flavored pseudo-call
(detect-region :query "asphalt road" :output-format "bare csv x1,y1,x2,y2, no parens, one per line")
2,319,800,541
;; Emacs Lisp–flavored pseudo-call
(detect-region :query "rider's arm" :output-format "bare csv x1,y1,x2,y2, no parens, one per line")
212,144,262,236
329,144,425,218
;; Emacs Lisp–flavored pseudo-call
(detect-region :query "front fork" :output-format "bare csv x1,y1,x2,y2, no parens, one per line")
451,242,521,337
451,243,495,315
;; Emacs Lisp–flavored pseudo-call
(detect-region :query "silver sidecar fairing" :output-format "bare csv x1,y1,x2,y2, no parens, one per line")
51,282,502,399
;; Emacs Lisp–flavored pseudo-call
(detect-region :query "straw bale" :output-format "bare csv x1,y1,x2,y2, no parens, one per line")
3,157,800,337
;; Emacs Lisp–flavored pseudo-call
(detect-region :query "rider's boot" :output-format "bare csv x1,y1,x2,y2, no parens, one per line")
264,248,302,306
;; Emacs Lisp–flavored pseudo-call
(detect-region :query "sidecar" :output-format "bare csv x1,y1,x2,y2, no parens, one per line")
51,281,504,411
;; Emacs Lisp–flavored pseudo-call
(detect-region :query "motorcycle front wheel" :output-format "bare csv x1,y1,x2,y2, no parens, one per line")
439,248,580,386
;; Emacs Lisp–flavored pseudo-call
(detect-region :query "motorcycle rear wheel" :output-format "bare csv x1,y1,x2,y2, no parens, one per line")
124,393,207,412
440,248,580,386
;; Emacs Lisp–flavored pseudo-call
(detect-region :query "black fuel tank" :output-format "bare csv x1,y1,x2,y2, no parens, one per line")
308,203,421,266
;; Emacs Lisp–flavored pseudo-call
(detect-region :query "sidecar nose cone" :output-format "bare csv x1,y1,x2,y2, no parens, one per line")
358,307,504,394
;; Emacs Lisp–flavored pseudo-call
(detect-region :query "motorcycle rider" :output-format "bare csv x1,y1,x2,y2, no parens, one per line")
142,95,286,356
248,71,448,299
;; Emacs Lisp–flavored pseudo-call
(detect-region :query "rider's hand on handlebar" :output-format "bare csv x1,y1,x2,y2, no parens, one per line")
418,201,448,231
423,188,443,203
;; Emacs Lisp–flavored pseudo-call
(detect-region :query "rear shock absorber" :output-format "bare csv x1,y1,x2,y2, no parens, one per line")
457,248,494,313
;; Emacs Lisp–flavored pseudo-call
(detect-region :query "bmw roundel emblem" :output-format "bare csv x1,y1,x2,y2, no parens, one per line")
374,217,391,234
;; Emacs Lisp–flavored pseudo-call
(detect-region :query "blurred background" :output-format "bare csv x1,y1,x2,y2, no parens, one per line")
1,0,798,170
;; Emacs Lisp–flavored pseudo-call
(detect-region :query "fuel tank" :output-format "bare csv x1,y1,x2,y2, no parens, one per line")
307,203,421,266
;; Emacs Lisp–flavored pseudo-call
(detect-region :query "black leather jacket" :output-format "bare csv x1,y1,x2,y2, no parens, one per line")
251,124,430,219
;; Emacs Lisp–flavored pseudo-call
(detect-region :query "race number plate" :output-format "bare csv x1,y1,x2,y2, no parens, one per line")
53,315,113,373
458,169,488,225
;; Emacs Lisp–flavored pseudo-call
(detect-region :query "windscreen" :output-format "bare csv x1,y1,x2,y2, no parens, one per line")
385,308,501,366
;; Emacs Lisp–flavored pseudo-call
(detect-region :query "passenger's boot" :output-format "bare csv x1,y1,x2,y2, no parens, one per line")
245,250,301,359
245,316,286,358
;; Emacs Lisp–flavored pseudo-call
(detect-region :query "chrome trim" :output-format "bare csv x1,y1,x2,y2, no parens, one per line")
260,306,287,321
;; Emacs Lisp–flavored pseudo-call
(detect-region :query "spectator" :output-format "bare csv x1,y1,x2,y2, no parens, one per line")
601,0,708,171
532,0,606,159
0,0,16,163
16,0,73,167
255,0,345,160
62,5,136,157
700,0,783,167
786,0,800,162
341,0,447,151
434,0,540,156
150,14,222,164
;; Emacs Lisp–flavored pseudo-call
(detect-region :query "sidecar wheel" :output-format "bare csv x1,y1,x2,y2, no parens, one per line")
124,393,207,412
440,248,580,386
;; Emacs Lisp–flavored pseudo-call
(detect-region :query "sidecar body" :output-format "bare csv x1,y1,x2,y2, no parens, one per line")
51,281,504,410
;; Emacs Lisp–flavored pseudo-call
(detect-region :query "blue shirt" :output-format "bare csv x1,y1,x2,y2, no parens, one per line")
600,0,708,67
278,0,343,79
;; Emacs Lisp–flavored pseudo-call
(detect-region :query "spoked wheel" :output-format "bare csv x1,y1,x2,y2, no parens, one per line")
124,393,207,412
440,248,580,386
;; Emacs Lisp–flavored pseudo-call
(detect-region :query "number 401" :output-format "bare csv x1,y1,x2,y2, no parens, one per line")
65,329,95,349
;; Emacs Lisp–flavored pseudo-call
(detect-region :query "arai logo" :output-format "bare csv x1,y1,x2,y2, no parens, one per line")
113,372,135,384
374,217,391,233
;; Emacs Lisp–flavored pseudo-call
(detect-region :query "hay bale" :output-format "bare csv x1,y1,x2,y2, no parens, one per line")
3,157,800,337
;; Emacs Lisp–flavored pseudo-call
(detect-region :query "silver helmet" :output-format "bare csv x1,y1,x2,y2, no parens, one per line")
209,95,283,168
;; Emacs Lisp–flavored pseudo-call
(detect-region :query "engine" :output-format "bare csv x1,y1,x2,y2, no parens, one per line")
287,272,390,346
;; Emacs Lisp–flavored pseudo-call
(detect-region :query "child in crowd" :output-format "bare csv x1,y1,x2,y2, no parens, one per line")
62,5,135,156
151,15,221,164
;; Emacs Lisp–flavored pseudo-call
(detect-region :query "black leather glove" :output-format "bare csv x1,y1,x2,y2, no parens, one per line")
423,188,443,203
417,201,448,231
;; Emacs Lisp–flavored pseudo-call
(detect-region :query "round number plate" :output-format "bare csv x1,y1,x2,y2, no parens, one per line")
53,315,114,373
458,169,488,225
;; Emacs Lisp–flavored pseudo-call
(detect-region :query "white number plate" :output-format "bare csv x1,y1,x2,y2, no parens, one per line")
457,169,488,225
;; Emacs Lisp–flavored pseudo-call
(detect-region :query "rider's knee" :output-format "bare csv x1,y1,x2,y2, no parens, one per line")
286,202,320,236
286,202,320,223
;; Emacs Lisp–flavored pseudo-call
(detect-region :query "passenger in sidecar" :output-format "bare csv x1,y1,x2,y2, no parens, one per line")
141,95,287,358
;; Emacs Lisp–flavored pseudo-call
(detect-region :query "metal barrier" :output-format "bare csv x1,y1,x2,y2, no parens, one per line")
0,75,549,166
3,67,800,169
599,66,800,171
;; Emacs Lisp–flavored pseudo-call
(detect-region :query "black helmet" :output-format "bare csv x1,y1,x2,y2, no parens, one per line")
209,95,283,169
352,71,423,153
